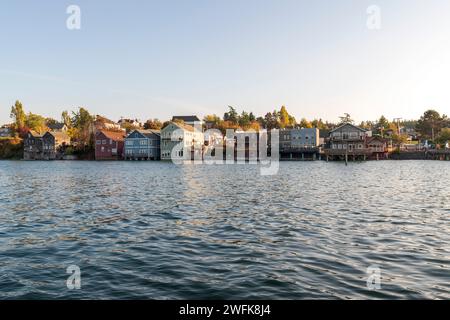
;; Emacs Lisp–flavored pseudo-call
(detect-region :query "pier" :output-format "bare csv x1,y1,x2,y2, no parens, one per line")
426,149,450,161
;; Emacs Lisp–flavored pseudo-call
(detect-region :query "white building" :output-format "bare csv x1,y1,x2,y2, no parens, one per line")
161,122,204,161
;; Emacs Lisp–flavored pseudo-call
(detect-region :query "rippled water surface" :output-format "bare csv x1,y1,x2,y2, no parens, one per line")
0,160,449,299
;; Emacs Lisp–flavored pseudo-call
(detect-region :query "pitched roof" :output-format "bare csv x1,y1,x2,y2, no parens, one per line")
172,116,201,123
45,131,70,141
28,130,44,138
330,123,367,133
129,129,160,138
171,122,197,132
95,115,116,124
367,136,387,144
48,123,66,130
98,130,125,141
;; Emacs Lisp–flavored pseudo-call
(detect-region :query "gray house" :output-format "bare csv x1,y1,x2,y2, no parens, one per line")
24,131,70,160
279,128,320,160
324,123,372,161
47,123,68,132
124,129,161,160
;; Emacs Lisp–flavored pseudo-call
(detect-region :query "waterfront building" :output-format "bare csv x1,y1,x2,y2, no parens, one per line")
324,123,372,161
161,122,203,160
24,130,70,160
203,129,224,160
279,128,320,160
95,130,125,160
124,129,160,160
367,136,392,160
23,131,44,160
235,131,259,162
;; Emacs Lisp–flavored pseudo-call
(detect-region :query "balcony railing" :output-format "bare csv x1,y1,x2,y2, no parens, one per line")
329,136,365,141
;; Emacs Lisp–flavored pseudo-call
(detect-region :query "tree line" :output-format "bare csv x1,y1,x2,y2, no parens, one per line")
7,100,450,148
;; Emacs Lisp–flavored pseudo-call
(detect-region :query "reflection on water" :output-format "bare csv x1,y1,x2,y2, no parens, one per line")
0,160,449,299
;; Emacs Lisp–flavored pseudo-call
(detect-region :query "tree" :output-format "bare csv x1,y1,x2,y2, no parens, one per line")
416,109,447,141
45,118,58,126
223,106,239,124
143,119,163,130
162,121,171,129
299,118,312,129
25,113,47,134
311,119,329,130
72,107,94,129
339,113,354,124
238,111,251,128
10,100,26,134
392,133,408,147
247,121,261,131
204,114,221,124
71,107,95,149
278,106,296,128
62,111,72,128
436,128,450,147
262,111,279,130
374,115,390,136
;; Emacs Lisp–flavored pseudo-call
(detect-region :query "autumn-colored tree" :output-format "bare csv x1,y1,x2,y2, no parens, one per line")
247,121,261,131
279,106,296,128
62,111,72,128
25,113,48,134
10,100,27,135
299,118,312,129
143,119,163,130
71,107,95,150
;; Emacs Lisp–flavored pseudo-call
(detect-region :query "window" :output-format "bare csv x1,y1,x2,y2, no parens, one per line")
96,140,101,145
102,140,106,145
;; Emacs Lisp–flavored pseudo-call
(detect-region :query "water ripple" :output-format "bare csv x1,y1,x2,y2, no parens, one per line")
0,160,449,299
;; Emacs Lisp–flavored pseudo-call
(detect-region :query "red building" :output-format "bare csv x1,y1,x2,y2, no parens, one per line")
95,130,125,160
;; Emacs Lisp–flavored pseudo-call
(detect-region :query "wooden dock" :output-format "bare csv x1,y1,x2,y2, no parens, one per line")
426,150,450,160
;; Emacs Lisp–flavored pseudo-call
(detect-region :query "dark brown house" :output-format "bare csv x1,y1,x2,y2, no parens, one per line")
24,131,70,160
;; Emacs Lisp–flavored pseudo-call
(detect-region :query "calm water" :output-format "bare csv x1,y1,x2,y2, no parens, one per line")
0,160,449,299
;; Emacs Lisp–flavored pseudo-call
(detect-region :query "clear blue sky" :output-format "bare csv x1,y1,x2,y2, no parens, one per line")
1,0,450,124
